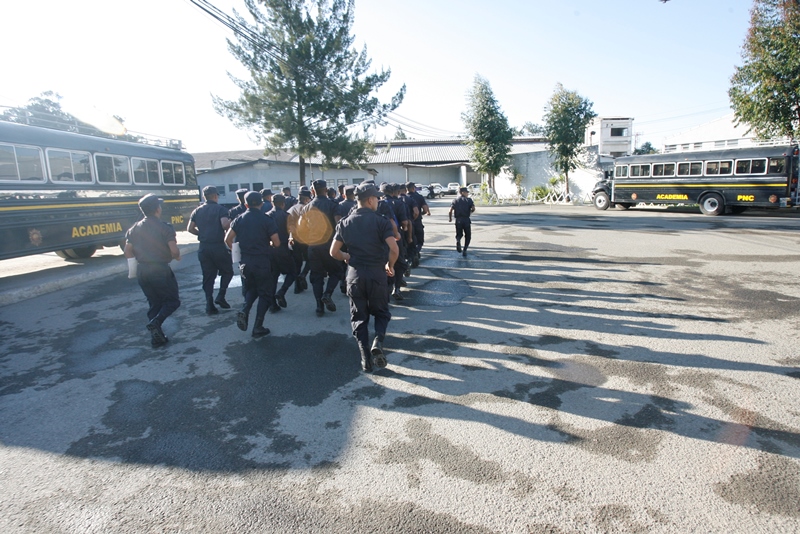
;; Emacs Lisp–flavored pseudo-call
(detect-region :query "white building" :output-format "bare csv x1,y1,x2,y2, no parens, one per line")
661,113,761,153
585,117,634,158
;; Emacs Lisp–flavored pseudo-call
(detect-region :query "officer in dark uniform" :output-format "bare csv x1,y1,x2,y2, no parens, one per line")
334,185,357,294
406,182,430,264
385,183,412,300
399,183,420,267
287,189,312,293
330,183,399,372
224,192,280,337
260,189,274,213
282,186,297,209
299,179,343,316
266,194,296,311
228,188,249,219
124,194,181,347
449,187,476,257
187,186,233,315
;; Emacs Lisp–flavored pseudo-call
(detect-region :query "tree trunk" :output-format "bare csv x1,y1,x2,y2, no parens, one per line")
299,154,306,187
564,170,571,202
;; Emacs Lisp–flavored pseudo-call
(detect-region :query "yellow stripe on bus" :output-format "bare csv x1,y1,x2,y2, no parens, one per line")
614,183,786,188
0,198,191,212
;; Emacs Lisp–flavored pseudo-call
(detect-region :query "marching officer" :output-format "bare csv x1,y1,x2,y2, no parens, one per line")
124,194,181,347
228,188,249,219
287,188,312,293
406,182,430,264
187,186,233,314
224,191,280,337
330,182,399,372
449,187,476,257
266,194,296,311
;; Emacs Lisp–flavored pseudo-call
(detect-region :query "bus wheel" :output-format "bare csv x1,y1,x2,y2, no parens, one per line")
593,192,610,210
699,193,725,216
57,246,98,259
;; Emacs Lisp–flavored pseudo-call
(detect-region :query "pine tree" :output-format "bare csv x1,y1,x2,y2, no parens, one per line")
213,0,405,185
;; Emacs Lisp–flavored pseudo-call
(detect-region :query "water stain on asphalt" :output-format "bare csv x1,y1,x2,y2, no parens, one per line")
715,454,800,517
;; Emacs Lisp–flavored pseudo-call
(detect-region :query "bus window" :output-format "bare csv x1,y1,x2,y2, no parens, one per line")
640,164,650,177
113,156,131,183
690,162,703,175
132,158,160,184
768,158,785,174
161,161,175,184
735,160,751,174
706,161,719,175
663,163,675,176
96,155,114,183
751,159,767,174
719,160,732,175
160,161,185,185
48,149,91,182
0,144,17,180
678,162,690,176
614,166,627,178
653,164,664,176
630,165,641,177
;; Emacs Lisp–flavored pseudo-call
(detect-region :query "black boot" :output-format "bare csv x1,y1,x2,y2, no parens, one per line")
321,293,336,312
456,241,461,253
359,345,373,372
315,299,325,317
252,316,270,337
206,296,219,315
371,337,386,368
214,289,230,309
147,316,168,347
236,310,249,331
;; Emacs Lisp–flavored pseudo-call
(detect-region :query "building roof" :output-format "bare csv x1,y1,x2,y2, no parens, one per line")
193,137,548,170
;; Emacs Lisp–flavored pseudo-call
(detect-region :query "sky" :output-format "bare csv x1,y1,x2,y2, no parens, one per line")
0,0,755,153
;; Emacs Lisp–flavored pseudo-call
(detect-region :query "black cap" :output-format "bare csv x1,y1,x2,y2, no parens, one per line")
299,190,312,199
138,194,162,214
272,194,285,205
460,187,468,193
405,182,416,189
245,191,263,206
356,183,383,199
344,185,356,193
236,188,248,202
261,189,273,197
202,185,218,196
311,179,327,189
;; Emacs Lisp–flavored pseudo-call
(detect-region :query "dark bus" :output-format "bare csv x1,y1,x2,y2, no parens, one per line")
0,120,198,260
591,144,799,215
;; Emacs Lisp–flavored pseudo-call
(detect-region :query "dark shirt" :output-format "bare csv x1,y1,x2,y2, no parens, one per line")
125,216,176,263
228,203,247,220
388,196,409,224
260,200,274,214
334,208,394,269
284,195,298,210
189,200,229,244
451,196,475,219
401,193,418,220
409,191,428,219
335,199,357,219
266,206,290,250
230,208,279,261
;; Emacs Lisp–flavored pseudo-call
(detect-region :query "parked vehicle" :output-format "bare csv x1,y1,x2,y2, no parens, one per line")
467,183,482,195
446,182,460,194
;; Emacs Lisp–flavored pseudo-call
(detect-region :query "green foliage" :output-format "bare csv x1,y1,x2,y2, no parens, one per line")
393,127,407,140
542,83,596,195
729,0,800,140
213,0,405,183
633,141,658,155
461,74,514,188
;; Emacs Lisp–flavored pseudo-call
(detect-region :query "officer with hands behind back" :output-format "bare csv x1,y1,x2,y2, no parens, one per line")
330,183,399,372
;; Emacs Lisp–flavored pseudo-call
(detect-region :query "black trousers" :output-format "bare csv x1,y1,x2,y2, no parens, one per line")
309,244,344,300
271,247,297,298
455,218,471,248
240,258,273,318
413,220,424,254
198,242,233,300
347,265,391,353
137,262,180,322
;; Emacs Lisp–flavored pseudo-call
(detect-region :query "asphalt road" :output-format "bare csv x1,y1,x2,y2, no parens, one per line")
1,201,799,533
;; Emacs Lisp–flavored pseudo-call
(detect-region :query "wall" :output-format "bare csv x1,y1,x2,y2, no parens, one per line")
370,163,462,185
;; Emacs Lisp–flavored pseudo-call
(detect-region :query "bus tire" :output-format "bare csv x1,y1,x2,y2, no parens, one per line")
699,193,725,216
593,191,610,210
58,246,98,259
